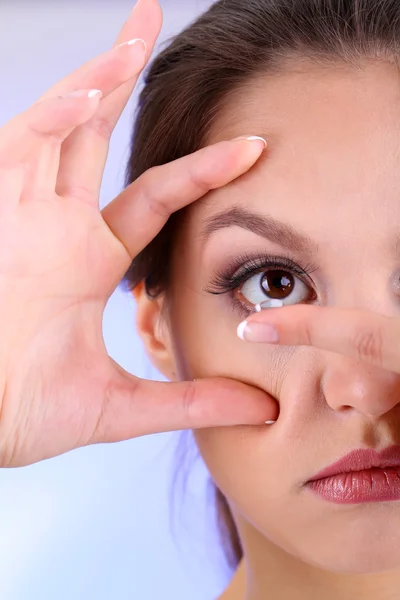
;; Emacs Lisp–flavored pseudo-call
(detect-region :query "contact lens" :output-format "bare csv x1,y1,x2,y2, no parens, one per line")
251,298,285,314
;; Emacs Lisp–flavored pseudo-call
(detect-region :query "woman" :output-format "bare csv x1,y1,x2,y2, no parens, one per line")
2,0,400,597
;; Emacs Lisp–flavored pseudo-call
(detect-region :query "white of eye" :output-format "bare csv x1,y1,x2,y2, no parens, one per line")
240,270,310,309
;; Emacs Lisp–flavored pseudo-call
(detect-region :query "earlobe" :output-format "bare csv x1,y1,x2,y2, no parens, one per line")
131,281,177,381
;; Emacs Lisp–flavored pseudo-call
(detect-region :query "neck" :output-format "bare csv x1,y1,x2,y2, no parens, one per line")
244,550,400,600
221,518,400,600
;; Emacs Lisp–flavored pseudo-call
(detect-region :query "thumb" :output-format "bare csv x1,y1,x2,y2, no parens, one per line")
89,359,278,444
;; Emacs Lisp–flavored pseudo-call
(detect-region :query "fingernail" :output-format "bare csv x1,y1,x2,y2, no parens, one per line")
237,320,280,343
232,135,267,149
116,37,147,54
265,420,277,425
61,89,102,99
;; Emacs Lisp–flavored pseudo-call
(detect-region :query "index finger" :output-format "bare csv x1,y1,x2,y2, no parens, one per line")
242,304,400,373
36,0,161,103
101,136,267,261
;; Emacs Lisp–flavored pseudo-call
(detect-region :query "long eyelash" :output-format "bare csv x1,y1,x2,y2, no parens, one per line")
203,251,319,296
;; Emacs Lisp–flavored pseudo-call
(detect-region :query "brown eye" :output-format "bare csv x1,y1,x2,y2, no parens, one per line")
261,269,294,299
237,268,311,308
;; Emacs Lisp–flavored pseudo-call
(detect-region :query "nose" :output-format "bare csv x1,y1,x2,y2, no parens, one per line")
321,354,400,419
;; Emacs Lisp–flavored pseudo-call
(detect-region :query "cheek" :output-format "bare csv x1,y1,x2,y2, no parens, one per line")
170,276,362,563
195,423,400,573
192,425,330,568
169,283,285,385
189,351,325,565
193,425,304,550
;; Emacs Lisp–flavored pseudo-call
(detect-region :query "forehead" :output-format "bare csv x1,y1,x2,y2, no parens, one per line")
184,58,400,243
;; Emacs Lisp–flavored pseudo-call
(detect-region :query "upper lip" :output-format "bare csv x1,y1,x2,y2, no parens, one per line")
308,444,400,482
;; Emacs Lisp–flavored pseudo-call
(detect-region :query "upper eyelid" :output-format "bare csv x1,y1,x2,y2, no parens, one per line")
203,254,319,296
232,256,317,282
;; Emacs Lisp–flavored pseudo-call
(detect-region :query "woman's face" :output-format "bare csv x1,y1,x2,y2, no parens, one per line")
166,58,400,574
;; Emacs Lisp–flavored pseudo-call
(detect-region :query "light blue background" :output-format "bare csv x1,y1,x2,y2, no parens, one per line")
0,1,231,598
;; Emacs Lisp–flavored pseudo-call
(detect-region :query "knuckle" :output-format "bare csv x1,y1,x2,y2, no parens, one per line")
59,182,94,203
89,373,118,444
85,115,114,142
90,393,108,444
187,164,211,193
137,160,212,221
181,381,197,426
139,170,172,219
351,326,384,365
147,194,171,219
27,121,64,144
299,319,313,347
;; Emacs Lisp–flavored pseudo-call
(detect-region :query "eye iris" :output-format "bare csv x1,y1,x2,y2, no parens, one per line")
261,270,294,299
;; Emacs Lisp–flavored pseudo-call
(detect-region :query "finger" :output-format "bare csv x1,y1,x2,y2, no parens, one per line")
241,304,400,373
18,34,146,201
1,15,148,186
0,91,102,202
0,90,102,164
35,0,155,103
90,364,278,444
54,38,149,201
101,136,267,266
54,0,162,203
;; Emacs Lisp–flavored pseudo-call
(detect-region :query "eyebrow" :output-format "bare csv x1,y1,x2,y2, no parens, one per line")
199,206,319,254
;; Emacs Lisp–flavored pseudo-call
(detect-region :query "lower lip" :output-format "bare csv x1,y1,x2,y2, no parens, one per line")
307,467,400,504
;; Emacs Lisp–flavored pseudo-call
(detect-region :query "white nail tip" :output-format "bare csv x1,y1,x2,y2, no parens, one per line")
265,421,277,425
246,136,267,147
117,38,147,52
233,135,267,147
87,89,102,98
237,320,248,340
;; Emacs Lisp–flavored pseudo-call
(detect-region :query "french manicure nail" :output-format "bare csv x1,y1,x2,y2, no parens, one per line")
265,420,277,425
237,320,280,343
233,135,267,148
116,37,147,54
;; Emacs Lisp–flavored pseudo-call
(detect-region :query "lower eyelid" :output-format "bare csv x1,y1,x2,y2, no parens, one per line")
229,296,254,318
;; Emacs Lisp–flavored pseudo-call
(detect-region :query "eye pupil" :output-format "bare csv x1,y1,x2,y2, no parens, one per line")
261,270,294,299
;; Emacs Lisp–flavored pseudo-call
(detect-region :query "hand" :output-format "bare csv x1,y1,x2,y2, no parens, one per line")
239,304,399,372
0,0,276,467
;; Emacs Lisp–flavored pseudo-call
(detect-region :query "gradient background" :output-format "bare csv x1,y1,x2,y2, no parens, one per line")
0,1,231,598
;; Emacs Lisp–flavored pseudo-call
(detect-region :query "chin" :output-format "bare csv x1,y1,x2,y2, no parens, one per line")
288,507,400,574
304,548,400,575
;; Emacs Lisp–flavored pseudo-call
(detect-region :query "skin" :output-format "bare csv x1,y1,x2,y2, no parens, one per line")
134,56,400,599
8,0,400,592
0,0,276,467
11,0,400,593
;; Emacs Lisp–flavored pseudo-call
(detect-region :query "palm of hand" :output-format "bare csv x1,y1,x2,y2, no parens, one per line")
0,196,130,466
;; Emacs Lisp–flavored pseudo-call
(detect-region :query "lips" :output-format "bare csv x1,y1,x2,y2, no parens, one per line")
308,445,400,482
306,445,400,504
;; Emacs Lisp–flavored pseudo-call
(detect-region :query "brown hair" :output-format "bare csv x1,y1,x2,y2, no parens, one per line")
121,0,400,570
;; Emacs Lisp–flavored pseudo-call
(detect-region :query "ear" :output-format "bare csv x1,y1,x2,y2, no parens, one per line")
131,281,177,381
